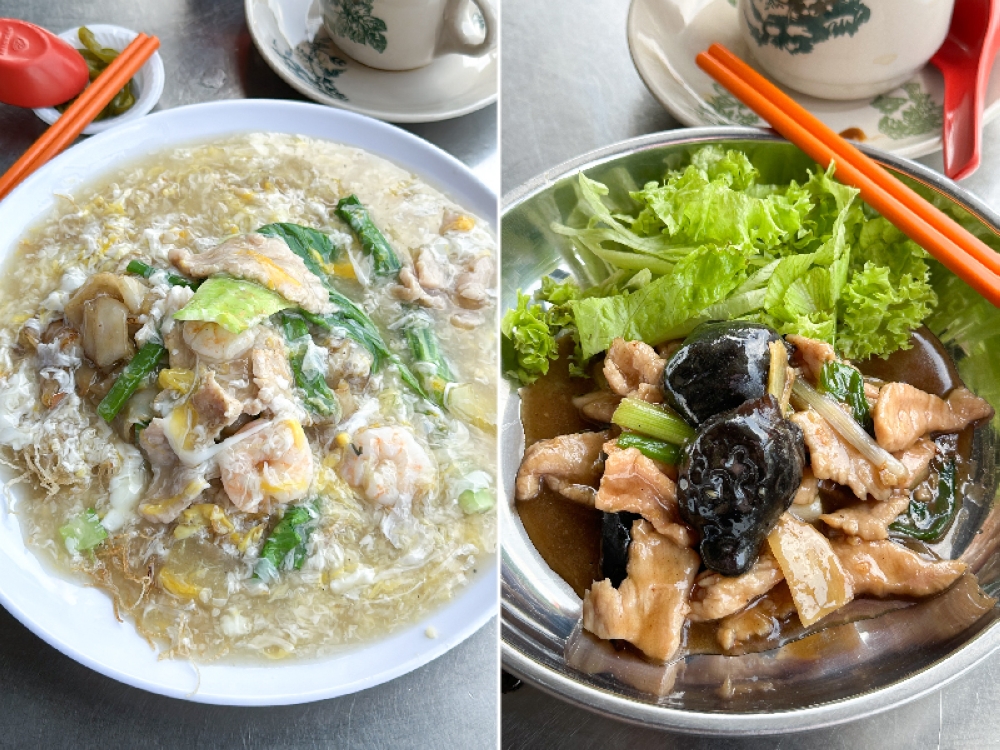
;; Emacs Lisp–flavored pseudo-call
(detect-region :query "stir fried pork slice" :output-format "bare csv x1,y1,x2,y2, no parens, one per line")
831,538,966,597
454,255,494,310
786,334,837,382
169,234,334,315
582,520,700,662
688,549,784,622
573,390,622,424
874,383,994,453
716,583,797,651
791,411,934,501
137,420,212,523
595,444,693,548
819,492,911,541
514,430,609,503
604,338,666,404
793,468,819,505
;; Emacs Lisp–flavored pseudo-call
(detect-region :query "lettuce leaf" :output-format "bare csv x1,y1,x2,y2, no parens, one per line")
571,243,752,358
173,277,295,334
501,292,560,384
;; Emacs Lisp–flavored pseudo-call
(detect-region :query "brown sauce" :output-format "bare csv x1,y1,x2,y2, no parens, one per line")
515,326,977,653
516,338,602,597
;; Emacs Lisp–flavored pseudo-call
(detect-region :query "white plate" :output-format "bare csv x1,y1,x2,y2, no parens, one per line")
0,99,497,706
32,24,165,135
627,0,1000,159
246,0,497,123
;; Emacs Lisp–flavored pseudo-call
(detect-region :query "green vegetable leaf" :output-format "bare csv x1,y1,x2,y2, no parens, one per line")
59,508,107,555
458,488,495,514
837,262,937,360
257,223,340,282
173,277,296,334
254,503,319,581
818,361,873,433
501,292,560,385
571,242,752,358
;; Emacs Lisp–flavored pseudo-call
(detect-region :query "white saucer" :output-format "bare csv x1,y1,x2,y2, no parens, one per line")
627,0,1000,159
246,0,496,123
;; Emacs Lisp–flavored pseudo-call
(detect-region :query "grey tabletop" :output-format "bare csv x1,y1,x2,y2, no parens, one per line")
0,1,498,749
501,0,1000,748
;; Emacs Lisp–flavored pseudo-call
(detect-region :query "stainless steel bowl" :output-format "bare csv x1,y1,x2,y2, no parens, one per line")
500,127,1000,735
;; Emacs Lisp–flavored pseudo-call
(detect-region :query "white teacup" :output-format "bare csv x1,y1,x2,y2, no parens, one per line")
322,0,497,71
737,0,955,100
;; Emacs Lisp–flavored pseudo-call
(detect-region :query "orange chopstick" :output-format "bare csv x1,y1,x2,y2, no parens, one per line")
0,34,159,202
696,43,1000,307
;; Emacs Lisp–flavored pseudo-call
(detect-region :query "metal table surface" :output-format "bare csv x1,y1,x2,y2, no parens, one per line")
502,1,1000,748
0,1,498,749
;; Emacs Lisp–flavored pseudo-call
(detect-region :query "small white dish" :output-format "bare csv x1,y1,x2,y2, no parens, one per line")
0,99,497,705
245,0,497,123
32,24,165,136
627,0,1000,159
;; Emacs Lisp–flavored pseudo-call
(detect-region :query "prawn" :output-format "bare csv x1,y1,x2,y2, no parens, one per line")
217,417,313,513
183,321,256,362
341,426,436,507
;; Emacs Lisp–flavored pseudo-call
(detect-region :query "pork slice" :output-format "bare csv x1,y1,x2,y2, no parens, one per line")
792,411,933,501
582,519,700,662
604,338,666,404
414,248,449,291
137,420,211,523
454,255,494,310
786,334,837,383
793,468,819,506
820,492,911,541
169,234,333,315
874,382,994,453
572,390,622,424
514,431,609,501
716,582,797,651
595,444,693,548
248,331,297,417
831,538,966,597
688,549,784,622
391,266,446,309
190,370,243,441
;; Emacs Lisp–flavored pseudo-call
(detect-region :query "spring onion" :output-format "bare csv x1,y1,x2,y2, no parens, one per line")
890,460,957,542
616,433,682,464
818,360,873,433
790,378,907,484
97,341,167,422
336,195,402,277
611,398,696,445
126,260,197,288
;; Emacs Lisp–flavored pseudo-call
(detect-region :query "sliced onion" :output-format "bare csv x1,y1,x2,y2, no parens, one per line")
791,378,907,484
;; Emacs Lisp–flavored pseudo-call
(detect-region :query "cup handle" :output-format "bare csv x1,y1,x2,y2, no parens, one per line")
438,0,496,57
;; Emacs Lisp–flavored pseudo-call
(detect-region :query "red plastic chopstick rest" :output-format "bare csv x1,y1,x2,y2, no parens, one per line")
0,18,88,108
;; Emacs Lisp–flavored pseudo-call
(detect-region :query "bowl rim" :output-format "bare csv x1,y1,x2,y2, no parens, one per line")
0,97,497,705
500,125,1000,735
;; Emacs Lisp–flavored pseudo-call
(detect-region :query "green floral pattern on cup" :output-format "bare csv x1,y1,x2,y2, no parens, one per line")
744,0,871,54
273,38,349,102
872,82,943,139
705,83,763,127
329,0,388,54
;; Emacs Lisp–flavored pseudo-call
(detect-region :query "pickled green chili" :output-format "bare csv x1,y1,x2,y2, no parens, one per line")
890,460,957,542
55,26,137,119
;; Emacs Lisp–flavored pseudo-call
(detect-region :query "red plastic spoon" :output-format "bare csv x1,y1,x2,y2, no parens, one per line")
931,0,1000,180
0,18,88,108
